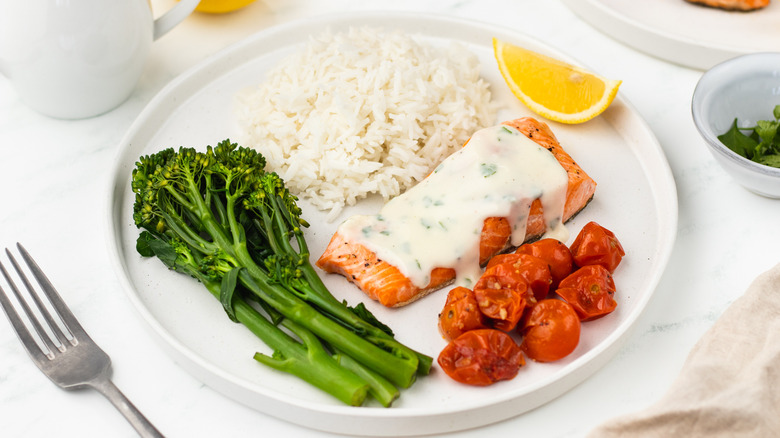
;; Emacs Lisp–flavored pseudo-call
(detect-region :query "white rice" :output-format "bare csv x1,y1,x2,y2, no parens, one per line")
236,26,496,221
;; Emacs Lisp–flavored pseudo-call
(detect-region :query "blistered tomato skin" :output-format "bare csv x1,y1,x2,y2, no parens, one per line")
439,287,489,341
556,264,617,321
485,253,522,270
520,299,581,362
569,221,625,273
515,238,574,288
485,253,553,302
437,329,525,386
473,264,529,331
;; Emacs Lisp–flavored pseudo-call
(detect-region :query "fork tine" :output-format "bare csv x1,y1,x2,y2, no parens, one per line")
5,249,73,351
0,268,54,362
15,243,90,342
0,254,64,355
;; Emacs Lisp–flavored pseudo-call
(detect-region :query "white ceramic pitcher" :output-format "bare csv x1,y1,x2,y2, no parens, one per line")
0,0,200,119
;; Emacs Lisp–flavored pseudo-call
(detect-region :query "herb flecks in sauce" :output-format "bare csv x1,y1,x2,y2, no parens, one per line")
338,124,569,288
480,163,498,177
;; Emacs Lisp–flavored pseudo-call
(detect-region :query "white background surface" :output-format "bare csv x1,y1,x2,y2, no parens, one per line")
1,1,779,437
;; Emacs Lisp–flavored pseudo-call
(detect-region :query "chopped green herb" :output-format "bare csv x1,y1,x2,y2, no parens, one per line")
480,163,497,178
421,196,443,207
718,105,780,168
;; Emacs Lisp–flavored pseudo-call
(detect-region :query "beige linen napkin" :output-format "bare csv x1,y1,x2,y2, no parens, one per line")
588,263,780,438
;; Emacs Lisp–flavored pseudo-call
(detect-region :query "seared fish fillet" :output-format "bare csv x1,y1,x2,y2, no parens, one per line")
685,0,769,11
316,117,597,308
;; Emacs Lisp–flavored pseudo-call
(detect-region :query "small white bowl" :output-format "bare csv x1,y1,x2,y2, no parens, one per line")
691,52,780,198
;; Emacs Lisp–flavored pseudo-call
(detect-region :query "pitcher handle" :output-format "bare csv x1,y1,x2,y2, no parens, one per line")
153,0,201,41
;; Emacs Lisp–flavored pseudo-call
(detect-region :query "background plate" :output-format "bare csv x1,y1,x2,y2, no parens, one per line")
106,11,677,436
562,0,780,70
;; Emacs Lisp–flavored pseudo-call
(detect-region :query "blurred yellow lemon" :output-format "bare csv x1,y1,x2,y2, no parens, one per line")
193,0,257,13
493,38,621,124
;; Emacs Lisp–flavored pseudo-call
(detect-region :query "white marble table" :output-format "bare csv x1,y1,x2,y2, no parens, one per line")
2,1,779,437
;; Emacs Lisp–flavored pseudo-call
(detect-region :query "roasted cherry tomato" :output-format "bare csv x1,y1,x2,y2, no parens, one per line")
474,264,528,331
438,286,489,341
437,329,525,386
520,299,581,362
485,253,522,269
486,253,553,302
569,221,625,273
556,265,617,321
515,238,574,288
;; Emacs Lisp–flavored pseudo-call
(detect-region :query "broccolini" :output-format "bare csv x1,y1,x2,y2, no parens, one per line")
131,140,431,406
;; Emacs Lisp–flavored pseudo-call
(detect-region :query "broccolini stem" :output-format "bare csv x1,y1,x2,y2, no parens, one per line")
332,348,399,407
224,187,244,250
298,262,433,375
159,209,215,254
257,202,288,256
213,286,369,406
236,267,419,389
244,310,369,407
173,255,370,406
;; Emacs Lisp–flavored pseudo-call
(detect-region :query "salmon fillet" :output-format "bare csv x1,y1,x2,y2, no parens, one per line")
685,0,769,10
316,117,597,307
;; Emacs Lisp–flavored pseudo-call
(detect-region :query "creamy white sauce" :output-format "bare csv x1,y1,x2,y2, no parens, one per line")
337,124,570,288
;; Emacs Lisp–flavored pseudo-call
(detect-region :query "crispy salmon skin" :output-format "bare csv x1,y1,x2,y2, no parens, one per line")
316,117,596,307
685,0,769,10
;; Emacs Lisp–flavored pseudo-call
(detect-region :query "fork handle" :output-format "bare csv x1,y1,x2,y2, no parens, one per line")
92,378,165,438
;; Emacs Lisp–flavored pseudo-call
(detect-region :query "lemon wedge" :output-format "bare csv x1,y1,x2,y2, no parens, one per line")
493,38,621,124
193,0,256,14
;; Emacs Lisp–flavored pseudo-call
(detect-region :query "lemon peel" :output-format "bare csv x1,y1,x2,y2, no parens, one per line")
193,0,256,14
493,38,621,124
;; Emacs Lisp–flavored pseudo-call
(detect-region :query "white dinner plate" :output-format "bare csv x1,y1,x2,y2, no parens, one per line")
562,0,780,70
106,11,678,436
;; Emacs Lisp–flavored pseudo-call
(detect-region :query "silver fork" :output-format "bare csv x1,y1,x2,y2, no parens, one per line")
0,243,164,437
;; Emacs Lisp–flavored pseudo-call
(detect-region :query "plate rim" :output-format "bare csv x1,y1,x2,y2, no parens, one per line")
104,10,678,435
561,0,764,70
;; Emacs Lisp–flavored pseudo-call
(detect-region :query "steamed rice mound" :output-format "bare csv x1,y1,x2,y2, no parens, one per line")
236,26,496,221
